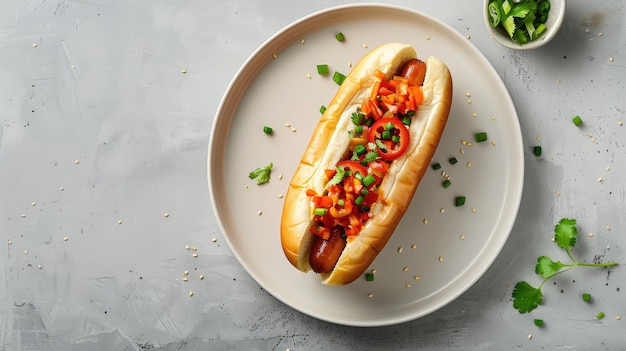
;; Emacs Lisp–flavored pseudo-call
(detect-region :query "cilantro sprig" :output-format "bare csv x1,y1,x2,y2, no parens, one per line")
512,218,619,313
248,162,273,185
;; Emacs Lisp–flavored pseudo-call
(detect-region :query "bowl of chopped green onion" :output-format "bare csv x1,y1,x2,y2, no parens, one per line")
484,0,566,49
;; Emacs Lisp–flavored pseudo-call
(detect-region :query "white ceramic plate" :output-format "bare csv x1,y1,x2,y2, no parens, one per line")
208,4,524,326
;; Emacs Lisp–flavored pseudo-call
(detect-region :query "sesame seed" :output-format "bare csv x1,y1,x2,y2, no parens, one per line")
300,38,305,44
491,115,495,120
606,166,611,171
460,234,465,240
598,32,603,37
460,149,465,155
63,237,68,241
403,267,409,272
24,250,28,255
184,271,189,276
21,214,26,218
425,35,431,40
466,162,472,167
616,316,621,320
619,120,623,126
472,112,477,117
440,208,445,213
117,220,123,224
33,43,37,48
278,194,284,198
414,275,421,280
557,79,561,83
183,277,188,282
192,253,198,258
185,245,190,250
367,293,374,298
588,233,594,237
362,43,368,48
192,247,197,251
397,247,403,253
551,237,556,242
491,141,496,146
465,92,471,97
163,213,170,218
181,69,187,74
212,238,217,243
607,245,611,250
528,334,532,340
371,269,377,274
348,61,352,67
244,184,249,188
306,73,311,79
466,34,471,39
257,210,262,215
467,99,471,104
556,191,561,196
272,53,278,59
471,208,477,213
199,275,204,280
609,57,614,62
70,64,76,69
31,202,36,206
37,264,42,269
189,291,194,297
606,226,611,231
285,123,291,127
405,284,412,288
423,218,428,224
598,177,604,183
439,256,443,262
278,174,283,180
291,128,297,132
7,240,12,245
411,245,417,249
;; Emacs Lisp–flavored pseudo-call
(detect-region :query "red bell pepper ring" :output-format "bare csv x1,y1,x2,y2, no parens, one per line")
336,160,368,179
368,118,410,160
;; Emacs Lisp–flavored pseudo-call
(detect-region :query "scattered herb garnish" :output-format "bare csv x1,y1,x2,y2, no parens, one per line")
533,145,542,156
582,293,591,302
333,71,346,85
533,318,544,327
335,32,345,42
320,105,327,114
572,115,583,127
454,196,466,207
512,218,619,313
596,311,606,320
317,64,329,75
475,132,488,143
248,163,273,185
365,273,374,281
263,126,273,134
432,162,442,171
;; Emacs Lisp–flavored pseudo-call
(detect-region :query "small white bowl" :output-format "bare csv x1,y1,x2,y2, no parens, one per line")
483,0,567,50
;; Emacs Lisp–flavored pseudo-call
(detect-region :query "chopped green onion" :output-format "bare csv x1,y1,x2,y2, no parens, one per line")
362,174,376,187
583,293,591,302
355,195,365,206
385,122,394,130
333,71,346,85
596,311,606,320
365,273,374,281
533,146,542,156
355,125,363,135
432,163,442,170
534,319,544,327
360,188,369,196
381,130,391,140
316,64,329,75
337,199,345,207
314,208,327,216
320,105,327,114
355,144,366,156
572,115,583,126
449,157,458,165
263,126,273,134
401,116,412,126
443,179,452,189
335,32,345,42
406,110,416,117
455,196,466,207
475,132,488,142
392,135,400,143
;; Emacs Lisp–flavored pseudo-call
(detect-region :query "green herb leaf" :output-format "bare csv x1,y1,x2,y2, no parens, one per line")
327,166,346,186
248,163,273,185
554,218,577,250
535,256,564,279
512,281,543,313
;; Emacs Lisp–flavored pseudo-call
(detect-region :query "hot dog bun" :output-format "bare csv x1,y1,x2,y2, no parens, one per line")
281,43,453,285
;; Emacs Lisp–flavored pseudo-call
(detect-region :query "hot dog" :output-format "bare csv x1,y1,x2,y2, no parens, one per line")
281,43,453,285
